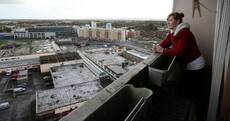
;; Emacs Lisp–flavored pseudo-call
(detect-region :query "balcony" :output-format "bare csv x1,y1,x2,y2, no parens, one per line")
59,53,210,121
60,0,230,120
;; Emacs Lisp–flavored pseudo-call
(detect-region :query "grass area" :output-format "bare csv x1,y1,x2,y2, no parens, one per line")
0,40,5,45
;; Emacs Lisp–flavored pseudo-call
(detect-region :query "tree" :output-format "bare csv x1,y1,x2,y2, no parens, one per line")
148,23,158,31
1,27,12,33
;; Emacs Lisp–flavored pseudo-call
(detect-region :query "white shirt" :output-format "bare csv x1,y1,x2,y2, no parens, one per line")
185,55,205,70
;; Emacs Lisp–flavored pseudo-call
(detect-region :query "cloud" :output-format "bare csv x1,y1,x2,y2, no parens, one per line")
0,0,42,4
0,0,23,4
0,0,173,20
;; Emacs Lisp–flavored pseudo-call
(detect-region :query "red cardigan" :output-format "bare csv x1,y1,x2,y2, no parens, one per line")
159,28,201,66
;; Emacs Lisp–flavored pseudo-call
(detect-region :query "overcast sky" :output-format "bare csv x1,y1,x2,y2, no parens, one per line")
0,0,173,20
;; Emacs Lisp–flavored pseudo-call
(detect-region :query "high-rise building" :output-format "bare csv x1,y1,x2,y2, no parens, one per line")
106,23,112,29
91,21,97,28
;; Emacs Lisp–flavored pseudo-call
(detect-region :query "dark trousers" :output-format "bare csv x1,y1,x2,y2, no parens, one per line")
180,67,205,102
179,67,206,121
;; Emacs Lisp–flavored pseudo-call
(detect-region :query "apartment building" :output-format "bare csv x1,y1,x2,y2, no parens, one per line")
13,26,75,39
78,28,126,41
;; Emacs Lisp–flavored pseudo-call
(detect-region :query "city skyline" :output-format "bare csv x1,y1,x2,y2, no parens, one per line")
0,0,173,20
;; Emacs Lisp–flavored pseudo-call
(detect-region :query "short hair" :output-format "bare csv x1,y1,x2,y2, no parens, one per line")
167,12,184,23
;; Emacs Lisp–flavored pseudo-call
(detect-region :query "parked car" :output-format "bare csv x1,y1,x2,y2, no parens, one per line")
4,88,14,93
13,87,26,93
10,74,18,78
44,79,52,82
6,69,12,75
0,102,9,110
10,77,17,81
43,76,51,80
45,82,54,87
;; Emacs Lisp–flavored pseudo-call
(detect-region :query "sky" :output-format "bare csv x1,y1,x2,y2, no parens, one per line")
0,0,173,20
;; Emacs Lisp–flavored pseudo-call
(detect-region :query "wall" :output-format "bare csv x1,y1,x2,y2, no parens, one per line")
0,64,39,74
173,0,217,65
40,60,83,73
0,52,55,62
45,32,56,39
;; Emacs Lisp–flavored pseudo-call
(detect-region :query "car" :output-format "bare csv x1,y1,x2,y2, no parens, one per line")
43,76,51,80
44,79,52,82
0,102,10,110
45,82,54,87
6,70,12,76
10,77,17,81
11,74,18,78
13,87,26,93
4,88,14,93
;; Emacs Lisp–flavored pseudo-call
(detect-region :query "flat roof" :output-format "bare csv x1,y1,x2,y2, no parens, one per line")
85,48,139,75
27,27,74,32
0,58,40,69
92,52,126,66
36,81,103,113
92,53,127,75
126,49,150,60
31,40,58,54
40,52,81,64
51,64,98,88
0,40,64,58
59,45,78,53
0,41,30,57
18,70,28,75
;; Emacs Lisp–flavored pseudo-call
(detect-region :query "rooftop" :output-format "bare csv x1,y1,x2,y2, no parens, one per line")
27,26,74,32
31,40,61,54
85,48,129,75
0,40,62,58
59,45,78,53
0,58,40,69
36,81,103,114
51,64,98,88
40,52,81,64
126,49,150,60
